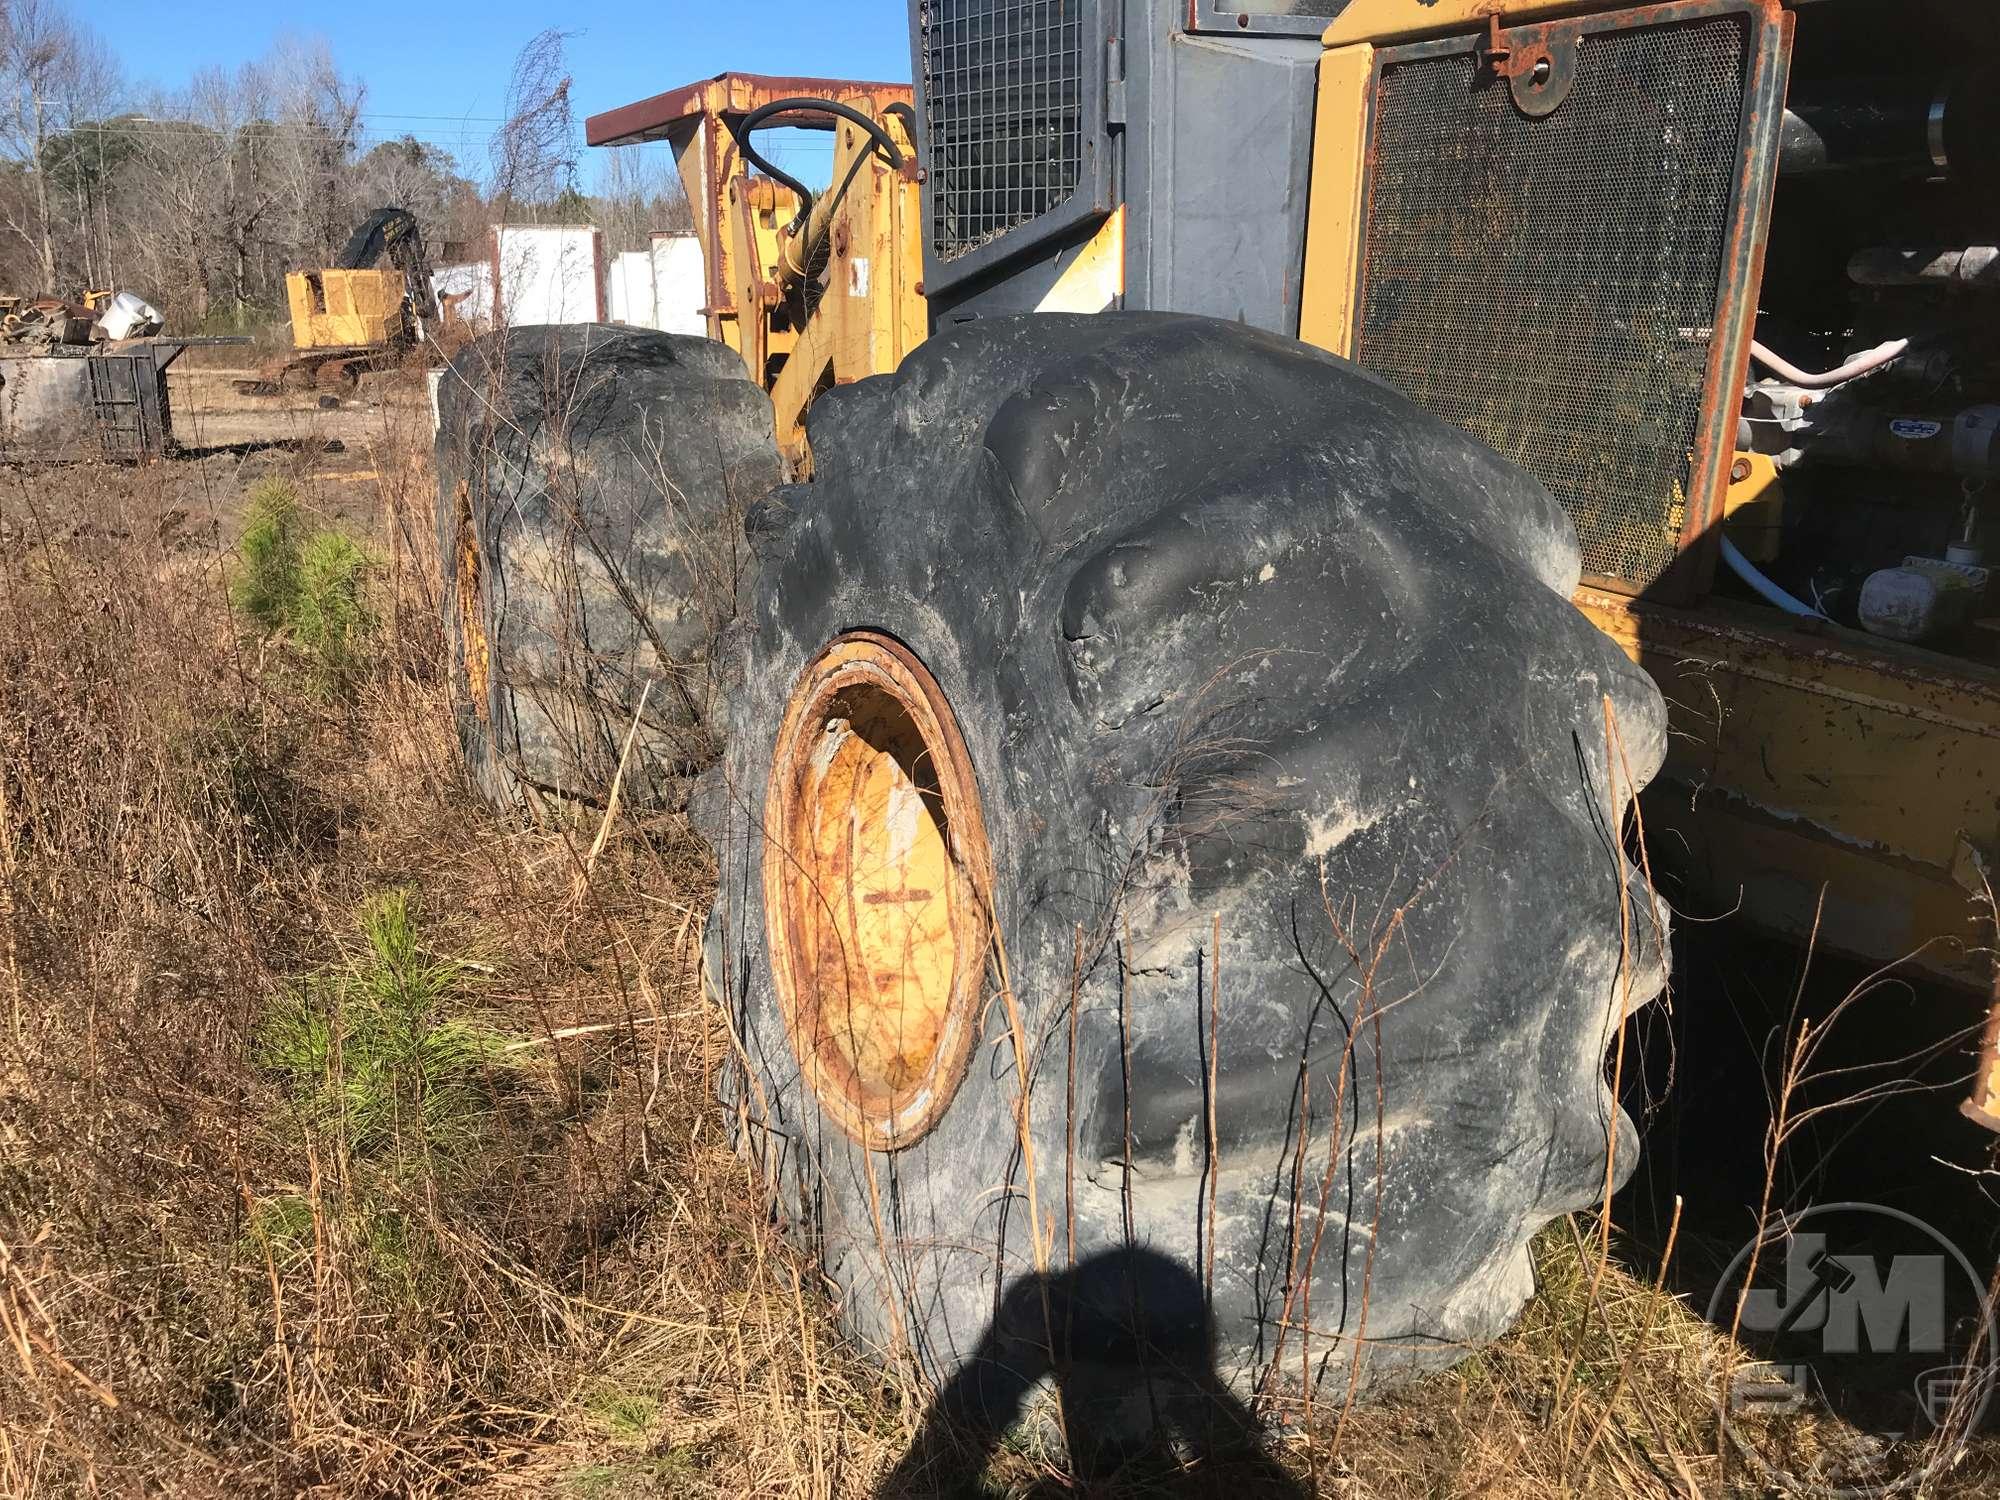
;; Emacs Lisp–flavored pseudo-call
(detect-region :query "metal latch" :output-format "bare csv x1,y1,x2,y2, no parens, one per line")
1480,13,1579,118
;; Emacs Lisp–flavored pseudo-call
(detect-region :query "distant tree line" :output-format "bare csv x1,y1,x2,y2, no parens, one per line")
0,6,691,331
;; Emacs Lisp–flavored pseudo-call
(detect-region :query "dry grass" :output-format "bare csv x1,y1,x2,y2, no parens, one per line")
0,419,911,1497
0,409,1991,1498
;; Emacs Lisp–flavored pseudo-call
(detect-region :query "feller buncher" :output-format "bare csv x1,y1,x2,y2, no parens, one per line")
241,206,438,395
435,0,1999,1450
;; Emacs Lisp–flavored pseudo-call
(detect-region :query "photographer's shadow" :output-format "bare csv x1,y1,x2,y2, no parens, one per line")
878,1246,1308,1498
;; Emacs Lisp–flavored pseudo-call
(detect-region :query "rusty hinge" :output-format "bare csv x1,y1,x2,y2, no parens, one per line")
1481,12,1548,83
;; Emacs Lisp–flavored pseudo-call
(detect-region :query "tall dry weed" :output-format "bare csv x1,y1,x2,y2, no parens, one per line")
0,419,902,1498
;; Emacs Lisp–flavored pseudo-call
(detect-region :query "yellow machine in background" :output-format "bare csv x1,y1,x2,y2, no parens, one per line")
247,206,438,394
283,266,406,352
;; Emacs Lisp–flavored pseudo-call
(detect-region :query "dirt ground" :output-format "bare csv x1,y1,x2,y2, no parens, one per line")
170,364,423,453
137,365,433,538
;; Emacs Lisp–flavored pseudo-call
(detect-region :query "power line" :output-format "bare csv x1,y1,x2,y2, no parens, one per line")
356,112,509,123
82,117,834,151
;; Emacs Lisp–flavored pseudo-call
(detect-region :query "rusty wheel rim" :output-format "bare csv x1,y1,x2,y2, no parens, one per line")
452,480,491,721
763,632,992,1150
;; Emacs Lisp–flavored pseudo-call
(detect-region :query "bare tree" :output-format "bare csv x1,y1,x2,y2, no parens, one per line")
0,0,99,290
592,146,693,256
39,13,117,289
184,62,287,325
352,136,469,242
267,37,364,266
490,29,576,221
127,90,230,321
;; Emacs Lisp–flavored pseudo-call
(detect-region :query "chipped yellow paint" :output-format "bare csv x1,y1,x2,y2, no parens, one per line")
1577,587,2000,990
799,715,957,1096
1035,205,1126,314
766,107,925,472
452,480,490,720
1298,44,1374,359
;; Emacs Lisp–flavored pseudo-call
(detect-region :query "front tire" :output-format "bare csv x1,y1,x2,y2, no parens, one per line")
698,313,1668,1419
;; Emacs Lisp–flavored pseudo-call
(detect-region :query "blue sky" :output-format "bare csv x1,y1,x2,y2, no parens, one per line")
87,1,912,183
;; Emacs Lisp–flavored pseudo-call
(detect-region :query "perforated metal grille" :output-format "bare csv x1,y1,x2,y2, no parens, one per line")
920,1,1084,261
1356,15,1748,588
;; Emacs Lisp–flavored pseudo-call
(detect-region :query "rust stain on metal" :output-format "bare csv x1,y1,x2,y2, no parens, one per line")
453,480,491,722
1578,585,2000,709
1479,14,1520,76
1578,585,2000,991
586,69,909,368
1671,0,1791,603
762,632,993,1151
1967,964,2000,1133
584,71,910,147
1351,0,1790,599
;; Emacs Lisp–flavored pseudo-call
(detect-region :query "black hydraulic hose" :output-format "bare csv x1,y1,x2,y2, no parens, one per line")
882,101,920,157
735,143,815,228
736,96,909,236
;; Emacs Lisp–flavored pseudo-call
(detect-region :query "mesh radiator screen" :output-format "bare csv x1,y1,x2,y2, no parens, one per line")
920,0,1085,261
1355,15,1749,589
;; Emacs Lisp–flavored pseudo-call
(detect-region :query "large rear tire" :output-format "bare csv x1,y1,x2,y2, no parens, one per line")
435,326,783,810
697,314,1668,1424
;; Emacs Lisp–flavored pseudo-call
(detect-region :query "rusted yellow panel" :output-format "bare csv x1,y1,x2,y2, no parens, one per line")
717,172,803,385
767,106,925,470
721,174,777,383
669,121,734,352
1325,0,1622,46
285,272,314,342
865,109,926,378
1577,587,2000,987
1721,450,1786,562
286,268,402,350
1299,44,1374,358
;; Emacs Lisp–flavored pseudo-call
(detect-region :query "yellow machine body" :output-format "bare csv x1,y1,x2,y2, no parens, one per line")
284,267,407,351
586,73,925,471
1296,0,1999,1121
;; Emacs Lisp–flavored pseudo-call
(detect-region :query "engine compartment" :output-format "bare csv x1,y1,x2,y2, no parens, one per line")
1731,0,2000,661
